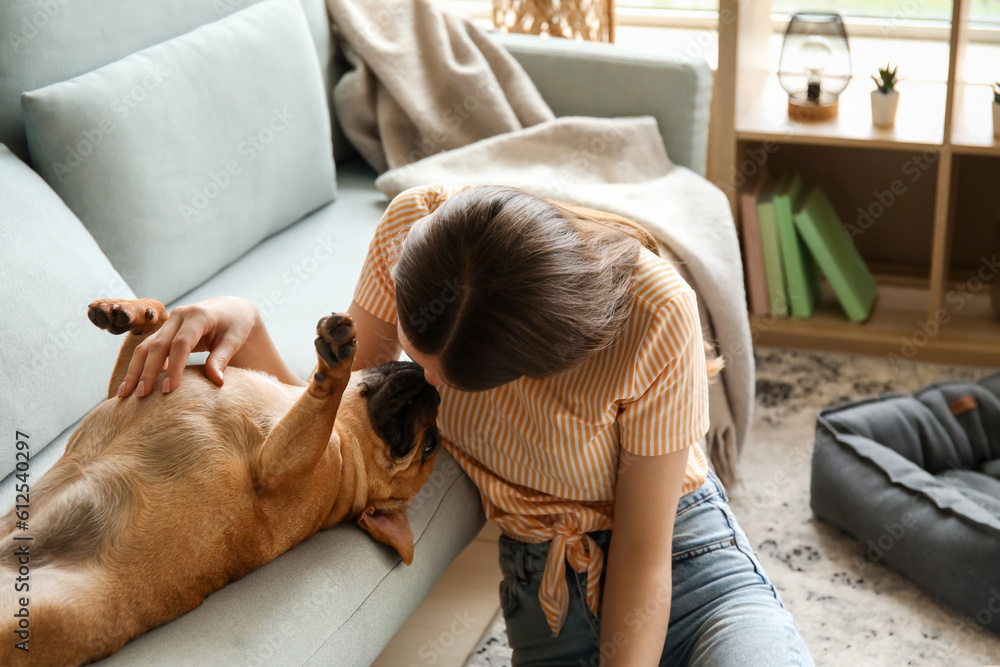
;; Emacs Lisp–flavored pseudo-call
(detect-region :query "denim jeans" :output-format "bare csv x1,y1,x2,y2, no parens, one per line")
497,470,815,666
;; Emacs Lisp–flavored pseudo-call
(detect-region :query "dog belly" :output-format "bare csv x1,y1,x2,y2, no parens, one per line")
0,365,306,580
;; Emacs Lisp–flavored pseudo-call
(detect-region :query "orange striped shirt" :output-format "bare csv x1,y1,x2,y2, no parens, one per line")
353,185,711,636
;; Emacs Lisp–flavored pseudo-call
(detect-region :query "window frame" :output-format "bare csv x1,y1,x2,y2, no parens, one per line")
442,1,1000,44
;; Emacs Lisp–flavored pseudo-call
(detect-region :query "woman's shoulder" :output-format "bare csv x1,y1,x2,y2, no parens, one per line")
374,183,473,245
631,247,696,312
386,183,473,219
615,250,703,389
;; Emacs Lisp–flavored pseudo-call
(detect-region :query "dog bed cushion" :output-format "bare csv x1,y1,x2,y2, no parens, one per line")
21,0,336,304
0,144,135,480
811,371,1000,634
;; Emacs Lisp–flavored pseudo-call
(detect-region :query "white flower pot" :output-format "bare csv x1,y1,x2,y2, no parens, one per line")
871,90,899,128
993,101,1000,138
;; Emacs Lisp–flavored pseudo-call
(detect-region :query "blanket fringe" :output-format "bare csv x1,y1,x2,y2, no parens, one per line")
704,422,740,489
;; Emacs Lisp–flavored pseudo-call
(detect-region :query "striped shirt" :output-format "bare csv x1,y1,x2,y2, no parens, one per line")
353,184,711,636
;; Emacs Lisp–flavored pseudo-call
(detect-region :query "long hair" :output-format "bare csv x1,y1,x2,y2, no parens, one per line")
392,185,723,391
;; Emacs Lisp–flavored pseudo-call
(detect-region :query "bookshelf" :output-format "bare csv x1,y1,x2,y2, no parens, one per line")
709,0,1000,366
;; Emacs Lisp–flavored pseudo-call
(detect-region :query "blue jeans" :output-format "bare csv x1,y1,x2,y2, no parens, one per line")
498,470,815,666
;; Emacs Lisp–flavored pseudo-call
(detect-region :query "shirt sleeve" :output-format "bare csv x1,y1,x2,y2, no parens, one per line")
617,288,711,457
352,185,448,324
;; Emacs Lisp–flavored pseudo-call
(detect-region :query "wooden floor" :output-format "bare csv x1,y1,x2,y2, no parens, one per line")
372,522,504,667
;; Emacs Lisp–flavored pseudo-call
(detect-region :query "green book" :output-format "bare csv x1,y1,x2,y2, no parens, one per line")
756,173,791,317
774,173,821,319
793,186,879,323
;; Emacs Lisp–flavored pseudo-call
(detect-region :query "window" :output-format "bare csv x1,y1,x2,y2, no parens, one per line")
615,0,716,9
773,0,953,22
970,0,1000,24
614,0,1000,25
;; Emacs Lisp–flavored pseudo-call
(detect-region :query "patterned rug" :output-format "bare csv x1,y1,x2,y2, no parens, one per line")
464,345,1000,666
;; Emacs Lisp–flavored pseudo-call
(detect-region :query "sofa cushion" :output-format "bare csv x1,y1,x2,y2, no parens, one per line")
0,161,486,663
167,160,387,377
811,374,1000,635
0,417,484,666
22,0,337,305
0,0,345,163
0,144,134,479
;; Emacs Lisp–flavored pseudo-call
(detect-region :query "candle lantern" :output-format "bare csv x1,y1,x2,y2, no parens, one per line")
778,12,852,121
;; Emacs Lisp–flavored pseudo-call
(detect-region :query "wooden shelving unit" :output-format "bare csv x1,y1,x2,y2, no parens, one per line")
708,0,1000,366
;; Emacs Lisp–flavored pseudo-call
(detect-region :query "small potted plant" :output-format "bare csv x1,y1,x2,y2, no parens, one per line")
871,63,900,128
993,81,1000,138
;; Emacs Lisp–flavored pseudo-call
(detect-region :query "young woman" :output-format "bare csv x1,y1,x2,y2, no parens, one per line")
118,184,814,666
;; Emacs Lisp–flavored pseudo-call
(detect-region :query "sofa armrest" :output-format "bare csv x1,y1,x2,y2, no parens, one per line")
490,33,713,176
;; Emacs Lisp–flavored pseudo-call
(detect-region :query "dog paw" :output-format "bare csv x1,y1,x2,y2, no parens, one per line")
87,299,167,336
315,313,356,371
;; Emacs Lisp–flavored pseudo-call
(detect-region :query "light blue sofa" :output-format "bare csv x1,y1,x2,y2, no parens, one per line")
0,1,714,664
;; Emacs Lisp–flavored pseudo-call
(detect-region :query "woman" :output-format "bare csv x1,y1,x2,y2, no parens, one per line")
118,184,814,666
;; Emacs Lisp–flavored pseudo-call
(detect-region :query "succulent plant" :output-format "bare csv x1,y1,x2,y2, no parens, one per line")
994,81,1000,105
872,63,899,94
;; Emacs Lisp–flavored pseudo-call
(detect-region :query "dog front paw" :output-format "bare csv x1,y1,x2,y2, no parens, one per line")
88,299,167,335
315,313,357,372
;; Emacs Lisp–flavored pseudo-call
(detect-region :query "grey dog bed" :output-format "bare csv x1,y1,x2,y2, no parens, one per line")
811,371,1000,634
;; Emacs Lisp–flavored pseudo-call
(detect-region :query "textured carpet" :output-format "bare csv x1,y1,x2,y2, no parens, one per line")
464,345,1000,666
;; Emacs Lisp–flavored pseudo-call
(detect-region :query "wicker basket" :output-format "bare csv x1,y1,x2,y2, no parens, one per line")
492,0,615,43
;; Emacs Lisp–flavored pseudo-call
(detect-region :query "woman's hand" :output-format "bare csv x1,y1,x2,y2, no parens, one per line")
118,296,263,398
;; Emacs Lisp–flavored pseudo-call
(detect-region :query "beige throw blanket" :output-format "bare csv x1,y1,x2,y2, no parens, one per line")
327,0,753,483
327,0,554,174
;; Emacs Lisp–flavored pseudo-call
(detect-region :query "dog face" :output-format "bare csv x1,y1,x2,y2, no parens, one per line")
336,361,442,563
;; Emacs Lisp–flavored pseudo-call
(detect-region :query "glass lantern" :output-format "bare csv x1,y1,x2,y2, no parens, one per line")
778,12,852,121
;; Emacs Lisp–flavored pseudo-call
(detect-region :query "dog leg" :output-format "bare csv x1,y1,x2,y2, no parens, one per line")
255,313,356,491
87,298,169,399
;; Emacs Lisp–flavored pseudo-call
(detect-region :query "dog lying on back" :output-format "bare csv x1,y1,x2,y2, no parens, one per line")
0,298,442,666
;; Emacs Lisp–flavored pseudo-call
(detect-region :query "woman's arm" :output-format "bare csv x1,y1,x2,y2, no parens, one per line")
347,300,401,371
121,296,306,396
599,446,689,666
227,306,306,387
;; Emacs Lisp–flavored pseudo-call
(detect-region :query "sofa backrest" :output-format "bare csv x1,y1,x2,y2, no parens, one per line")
0,0,343,166
493,33,712,176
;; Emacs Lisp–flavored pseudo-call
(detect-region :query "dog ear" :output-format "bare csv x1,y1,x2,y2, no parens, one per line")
357,505,414,565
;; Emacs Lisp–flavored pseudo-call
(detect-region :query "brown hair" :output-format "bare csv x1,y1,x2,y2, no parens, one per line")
393,185,723,391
